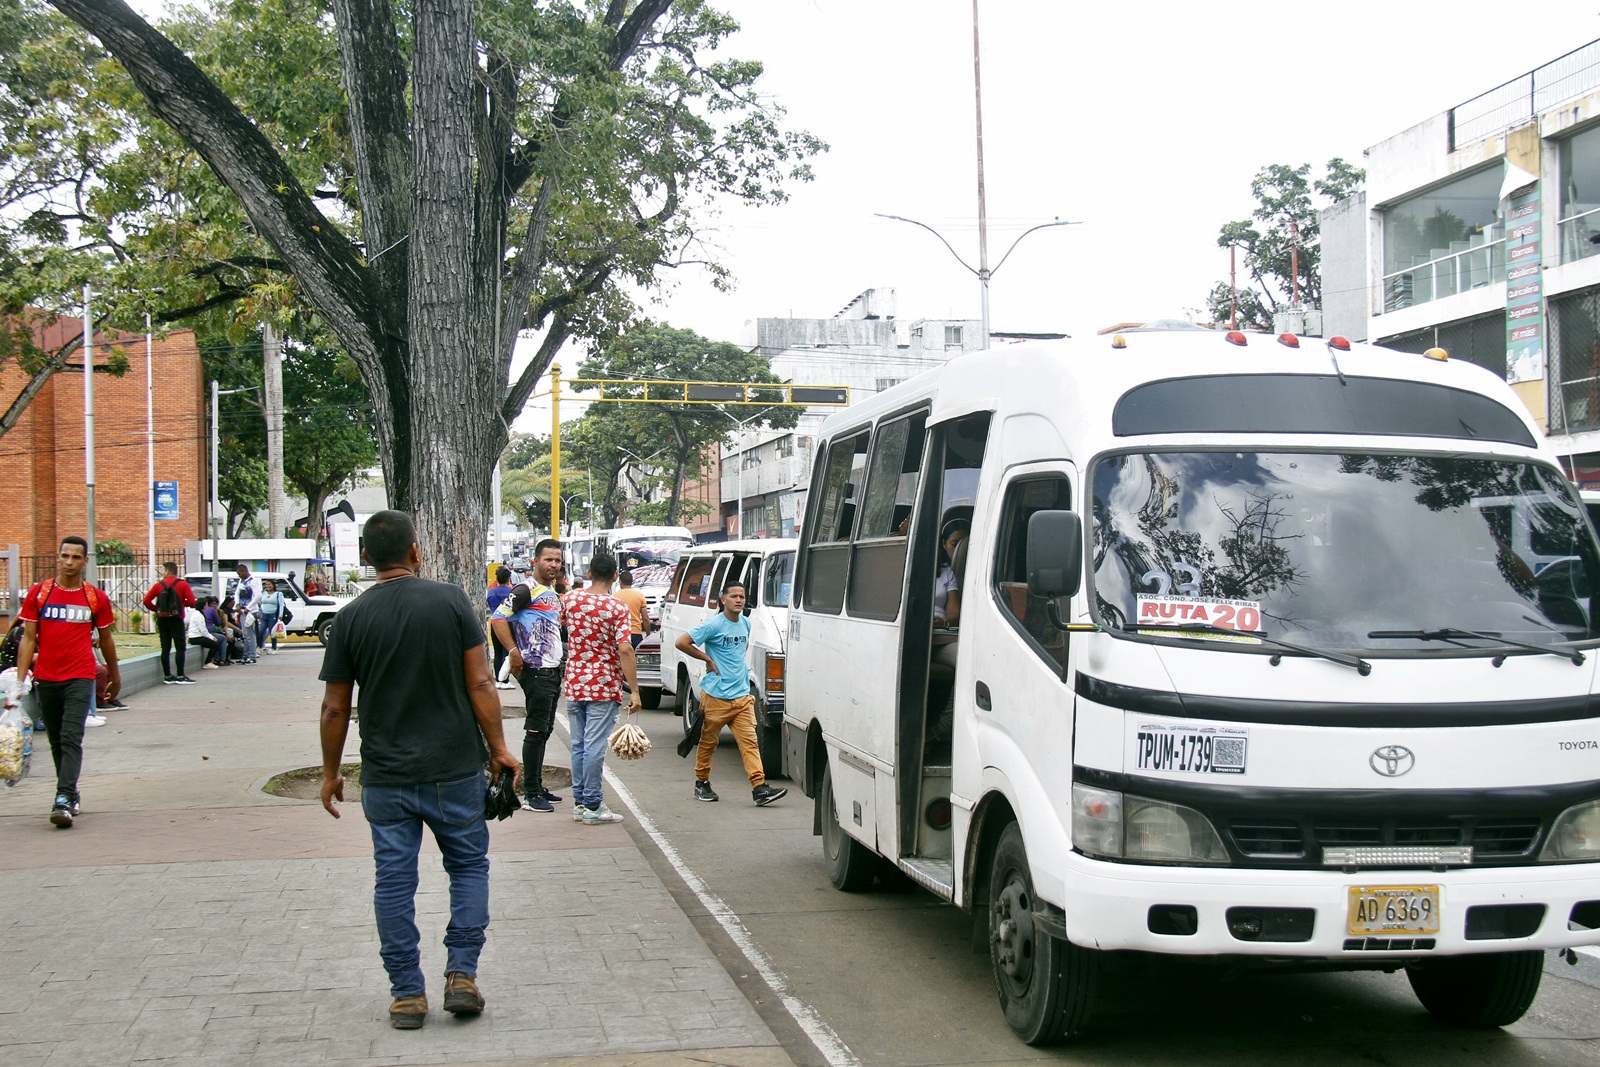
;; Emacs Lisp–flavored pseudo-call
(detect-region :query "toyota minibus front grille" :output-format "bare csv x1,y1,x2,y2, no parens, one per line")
1226,817,1543,865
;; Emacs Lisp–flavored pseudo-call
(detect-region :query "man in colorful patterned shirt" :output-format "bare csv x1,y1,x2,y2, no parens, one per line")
561,552,640,825
489,540,566,812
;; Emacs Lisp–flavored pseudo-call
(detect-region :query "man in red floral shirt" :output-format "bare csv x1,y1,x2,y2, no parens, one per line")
560,551,640,825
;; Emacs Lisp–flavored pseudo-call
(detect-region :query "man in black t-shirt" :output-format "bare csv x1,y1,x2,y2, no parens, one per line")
318,510,520,1030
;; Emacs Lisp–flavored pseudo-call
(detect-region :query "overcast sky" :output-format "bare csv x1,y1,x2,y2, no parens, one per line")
634,1,1600,343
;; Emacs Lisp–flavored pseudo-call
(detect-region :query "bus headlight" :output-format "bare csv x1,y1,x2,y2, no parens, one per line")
1072,785,1229,865
1541,800,1600,862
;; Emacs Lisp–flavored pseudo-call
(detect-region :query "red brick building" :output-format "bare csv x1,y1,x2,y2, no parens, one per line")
0,317,208,561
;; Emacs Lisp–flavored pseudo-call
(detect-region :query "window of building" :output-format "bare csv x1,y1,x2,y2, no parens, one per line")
1560,125,1600,263
1382,167,1504,312
944,325,964,348
875,378,903,392
1551,287,1600,434
1382,311,1508,380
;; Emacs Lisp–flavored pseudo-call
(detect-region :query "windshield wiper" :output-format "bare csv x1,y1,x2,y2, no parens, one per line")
1133,622,1372,676
1367,628,1585,666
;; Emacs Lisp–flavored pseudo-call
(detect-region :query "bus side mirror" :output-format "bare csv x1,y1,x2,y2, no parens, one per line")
1027,510,1083,599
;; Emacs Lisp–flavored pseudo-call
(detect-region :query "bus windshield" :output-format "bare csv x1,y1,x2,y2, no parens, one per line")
1090,451,1600,652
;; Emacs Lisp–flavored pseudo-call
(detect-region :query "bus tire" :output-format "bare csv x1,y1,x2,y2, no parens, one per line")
640,687,662,710
683,686,704,739
820,763,876,892
1406,951,1544,1028
671,668,689,717
989,823,1096,1044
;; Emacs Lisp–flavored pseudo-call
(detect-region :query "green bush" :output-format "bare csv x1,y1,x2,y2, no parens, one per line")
96,539,134,565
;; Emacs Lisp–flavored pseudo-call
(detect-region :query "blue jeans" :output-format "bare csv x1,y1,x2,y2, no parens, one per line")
567,699,620,810
360,772,491,998
256,611,279,650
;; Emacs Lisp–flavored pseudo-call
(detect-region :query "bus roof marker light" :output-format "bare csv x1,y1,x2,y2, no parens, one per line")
1424,347,1450,361
1112,334,1127,349
1278,333,1300,348
1225,331,1249,347
1328,336,1352,351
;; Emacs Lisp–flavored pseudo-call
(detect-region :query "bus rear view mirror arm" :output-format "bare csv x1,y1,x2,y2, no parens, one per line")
1027,510,1083,606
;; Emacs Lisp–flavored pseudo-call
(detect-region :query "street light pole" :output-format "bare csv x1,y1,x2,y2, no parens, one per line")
714,405,762,538
876,214,1077,349
211,380,259,598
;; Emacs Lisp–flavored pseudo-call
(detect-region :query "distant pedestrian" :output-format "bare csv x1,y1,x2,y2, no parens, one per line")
14,536,120,828
614,569,651,648
233,564,259,663
257,579,285,654
560,552,640,825
487,566,514,683
185,603,221,669
142,562,197,684
319,510,521,1030
675,581,786,807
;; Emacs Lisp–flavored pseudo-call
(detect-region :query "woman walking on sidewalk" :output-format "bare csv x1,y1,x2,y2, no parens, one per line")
257,579,285,655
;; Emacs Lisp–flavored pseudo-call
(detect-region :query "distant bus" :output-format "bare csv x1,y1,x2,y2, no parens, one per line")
595,525,695,569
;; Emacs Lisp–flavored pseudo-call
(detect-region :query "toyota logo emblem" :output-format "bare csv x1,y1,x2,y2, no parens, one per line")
1370,745,1415,777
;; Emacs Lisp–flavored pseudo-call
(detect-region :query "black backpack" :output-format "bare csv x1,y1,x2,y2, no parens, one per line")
155,579,182,615
0,623,22,670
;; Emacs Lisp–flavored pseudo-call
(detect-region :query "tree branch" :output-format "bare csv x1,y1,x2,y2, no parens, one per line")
49,0,380,364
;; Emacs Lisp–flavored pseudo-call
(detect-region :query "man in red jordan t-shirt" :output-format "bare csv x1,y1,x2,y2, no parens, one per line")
15,536,120,828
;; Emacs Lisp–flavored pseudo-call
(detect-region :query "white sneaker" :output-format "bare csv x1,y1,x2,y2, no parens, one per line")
85,714,107,728
202,663,219,670
496,680,516,690
572,806,587,822
581,804,624,825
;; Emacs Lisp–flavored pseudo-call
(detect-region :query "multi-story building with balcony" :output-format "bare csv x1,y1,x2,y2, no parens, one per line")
1322,38,1600,483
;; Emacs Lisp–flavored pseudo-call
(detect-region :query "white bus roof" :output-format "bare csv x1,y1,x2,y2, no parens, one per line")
818,332,1542,455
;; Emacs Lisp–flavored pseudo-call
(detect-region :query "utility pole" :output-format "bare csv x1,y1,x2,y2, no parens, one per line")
83,285,96,586
971,0,992,348
263,322,285,538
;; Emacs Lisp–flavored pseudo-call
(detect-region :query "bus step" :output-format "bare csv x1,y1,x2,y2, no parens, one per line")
900,857,955,897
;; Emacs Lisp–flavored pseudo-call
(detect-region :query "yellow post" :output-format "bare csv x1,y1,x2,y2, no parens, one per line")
550,363,561,538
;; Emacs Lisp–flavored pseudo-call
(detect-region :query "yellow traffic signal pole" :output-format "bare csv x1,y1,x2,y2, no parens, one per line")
545,373,849,538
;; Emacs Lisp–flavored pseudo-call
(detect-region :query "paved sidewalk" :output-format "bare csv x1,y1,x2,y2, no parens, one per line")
0,651,796,1067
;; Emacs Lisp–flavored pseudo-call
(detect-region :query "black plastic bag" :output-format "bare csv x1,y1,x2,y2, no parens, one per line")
484,766,518,821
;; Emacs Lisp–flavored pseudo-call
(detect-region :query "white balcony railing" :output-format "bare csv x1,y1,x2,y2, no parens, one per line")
1382,234,1505,313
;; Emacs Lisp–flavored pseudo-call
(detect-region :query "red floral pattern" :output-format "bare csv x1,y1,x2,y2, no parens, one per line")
560,591,632,702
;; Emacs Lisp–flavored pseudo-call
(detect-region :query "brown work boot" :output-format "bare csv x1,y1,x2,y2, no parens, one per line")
389,993,427,1029
442,971,485,1016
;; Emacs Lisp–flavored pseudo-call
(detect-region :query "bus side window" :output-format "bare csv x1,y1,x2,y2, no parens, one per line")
664,557,691,604
803,431,871,614
995,476,1074,669
678,556,715,608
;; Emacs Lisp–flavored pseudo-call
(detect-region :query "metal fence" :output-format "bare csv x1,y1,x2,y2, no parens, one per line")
1549,286,1600,436
2,551,189,631
1450,39,1600,149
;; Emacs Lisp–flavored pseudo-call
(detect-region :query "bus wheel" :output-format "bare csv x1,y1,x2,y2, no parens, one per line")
671,669,689,717
683,687,704,739
820,763,876,891
989,823,1096,1044
1406,952,1544,1027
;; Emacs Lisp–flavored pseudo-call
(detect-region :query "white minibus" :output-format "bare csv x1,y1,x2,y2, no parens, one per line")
785,328,1600,1044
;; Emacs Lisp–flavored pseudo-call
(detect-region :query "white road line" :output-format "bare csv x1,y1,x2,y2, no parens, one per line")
554,716,861,1067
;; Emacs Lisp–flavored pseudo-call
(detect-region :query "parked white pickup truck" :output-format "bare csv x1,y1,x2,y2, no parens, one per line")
184,570,355,645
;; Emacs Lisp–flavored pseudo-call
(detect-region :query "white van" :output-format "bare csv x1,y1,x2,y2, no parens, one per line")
659,538,797,777
786,329,1600,1043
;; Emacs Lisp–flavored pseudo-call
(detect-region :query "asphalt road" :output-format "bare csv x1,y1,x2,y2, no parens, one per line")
596,705,1600,1067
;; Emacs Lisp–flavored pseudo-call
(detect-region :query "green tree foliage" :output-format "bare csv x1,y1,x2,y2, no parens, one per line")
575,324,801,525
1206,159,1364,331
202,324,377,540
40,0,822,591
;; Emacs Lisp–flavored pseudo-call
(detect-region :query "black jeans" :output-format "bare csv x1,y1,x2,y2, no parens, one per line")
34,678,92,804
189,634,220,664
491,631,509,678
519,667,562,796
155,613,187,677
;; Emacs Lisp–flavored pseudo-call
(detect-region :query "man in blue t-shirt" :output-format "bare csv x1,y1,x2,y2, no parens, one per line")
675,581,786,807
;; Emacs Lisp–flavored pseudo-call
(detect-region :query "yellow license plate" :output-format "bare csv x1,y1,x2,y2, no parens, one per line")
1347,885,1440,936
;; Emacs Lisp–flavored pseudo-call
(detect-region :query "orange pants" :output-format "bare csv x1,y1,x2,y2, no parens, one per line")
695,692,765,788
